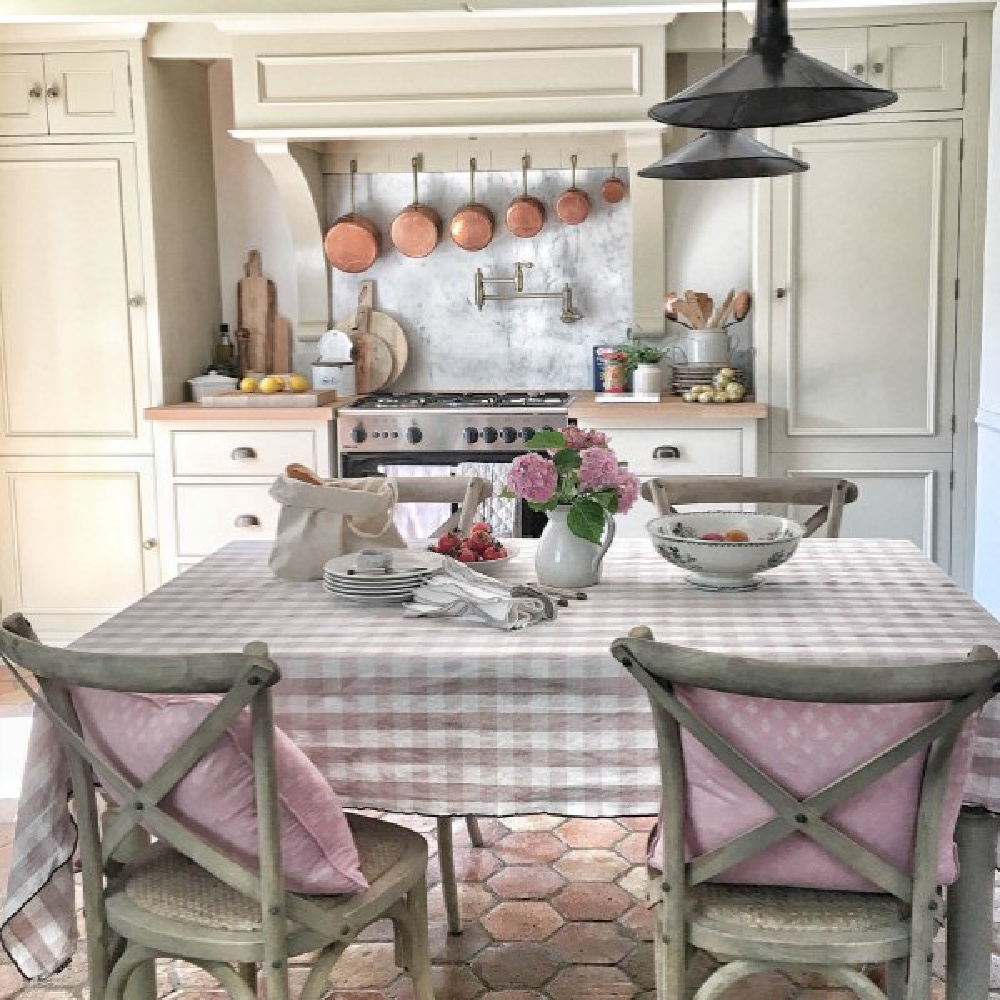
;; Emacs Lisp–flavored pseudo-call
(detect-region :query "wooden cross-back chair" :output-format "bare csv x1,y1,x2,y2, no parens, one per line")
390,475,493,538
641,476,859,538
0,614,434,1000
611,627,1000,1000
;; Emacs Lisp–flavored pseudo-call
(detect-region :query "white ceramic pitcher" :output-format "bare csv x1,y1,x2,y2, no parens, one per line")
682,328,738,364
534,507,616,589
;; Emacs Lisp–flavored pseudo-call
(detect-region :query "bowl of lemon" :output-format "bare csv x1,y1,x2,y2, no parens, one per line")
239,373,311,394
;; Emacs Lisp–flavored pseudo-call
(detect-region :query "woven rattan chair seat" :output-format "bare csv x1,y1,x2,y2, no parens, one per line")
689,883,909,933
123,814,418,932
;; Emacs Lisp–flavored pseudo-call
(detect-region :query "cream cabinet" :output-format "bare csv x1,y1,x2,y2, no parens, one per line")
150,414,336,579
0,51,133,136
0,456,159,644
794,22,966,114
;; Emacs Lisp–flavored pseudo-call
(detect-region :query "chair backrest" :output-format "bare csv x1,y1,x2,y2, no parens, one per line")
0,614,337,1000
391,474,492,537
610,630,999,908
641,475,859,537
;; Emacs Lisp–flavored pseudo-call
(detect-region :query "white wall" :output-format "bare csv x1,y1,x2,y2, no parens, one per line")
973,14,1000,617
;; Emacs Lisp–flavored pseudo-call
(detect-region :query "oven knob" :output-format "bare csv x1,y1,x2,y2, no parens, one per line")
501,426,518,444
482,427,498,444
542,425,554,433
406,426,423,444
350,424,367,444
522,426,535,441
464,427,479,444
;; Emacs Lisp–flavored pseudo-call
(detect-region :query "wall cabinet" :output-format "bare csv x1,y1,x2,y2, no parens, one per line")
0,51,133,136
795,22,966,114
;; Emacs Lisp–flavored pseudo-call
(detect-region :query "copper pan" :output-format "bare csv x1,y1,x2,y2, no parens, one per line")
601,153,627,204
556,154,591,226
323,160,380,273
506,154,545,239
450,157,495,252
391,156,441,259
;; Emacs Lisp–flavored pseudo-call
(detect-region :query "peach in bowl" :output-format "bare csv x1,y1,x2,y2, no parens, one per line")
646,511,803,591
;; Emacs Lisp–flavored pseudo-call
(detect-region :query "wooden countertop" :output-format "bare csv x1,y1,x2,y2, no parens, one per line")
144,398,360,421
567,391,767,422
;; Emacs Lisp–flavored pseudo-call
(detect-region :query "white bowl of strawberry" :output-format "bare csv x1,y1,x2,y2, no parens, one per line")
427,522,514,575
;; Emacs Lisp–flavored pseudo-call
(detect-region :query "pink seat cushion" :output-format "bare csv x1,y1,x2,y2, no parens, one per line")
648,690,978,891
72,689,367,895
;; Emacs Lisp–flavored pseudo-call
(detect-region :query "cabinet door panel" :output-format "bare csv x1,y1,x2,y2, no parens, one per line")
0,457,159,644
44,51,133,134
174,483,280,557
769,120,961,452
869,23,965,113
0,144,150,453
769,453,951,567
0,55,46,135
794,27,869,79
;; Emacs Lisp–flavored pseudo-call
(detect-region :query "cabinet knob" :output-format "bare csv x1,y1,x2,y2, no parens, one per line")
231,446,257,460
775,287,787,299
851,63,866,76
871,60,885,75
45,84,60,100
28,84,43,99
128,294,144,308
234,514,261,528
653,445,681,459
142,538,158,550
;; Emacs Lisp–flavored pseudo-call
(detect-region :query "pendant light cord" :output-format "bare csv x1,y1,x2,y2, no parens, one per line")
721,0,728,65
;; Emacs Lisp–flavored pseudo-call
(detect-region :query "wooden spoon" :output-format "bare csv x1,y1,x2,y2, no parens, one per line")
733,290,753,323
714,288,736,327
684,290,706,328
286,463,325,485
695,293,714,327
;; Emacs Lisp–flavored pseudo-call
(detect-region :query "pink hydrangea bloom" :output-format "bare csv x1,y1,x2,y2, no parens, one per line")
563,426,610,450
578,446,622,491
507,452,558,504
615,468,641,514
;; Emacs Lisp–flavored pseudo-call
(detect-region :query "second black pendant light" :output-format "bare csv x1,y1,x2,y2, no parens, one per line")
649,0,898,129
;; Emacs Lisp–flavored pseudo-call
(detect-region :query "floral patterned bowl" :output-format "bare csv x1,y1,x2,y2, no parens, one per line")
646,511,803,591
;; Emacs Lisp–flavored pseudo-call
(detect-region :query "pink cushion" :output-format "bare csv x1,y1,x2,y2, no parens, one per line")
648,690,978,891
72,689,367,895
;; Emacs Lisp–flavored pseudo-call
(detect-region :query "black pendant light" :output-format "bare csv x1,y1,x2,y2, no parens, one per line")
639,0,807,182
648,0,898,129
638,129,807,180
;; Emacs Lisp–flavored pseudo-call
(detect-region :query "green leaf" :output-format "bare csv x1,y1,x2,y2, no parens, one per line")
499,487,517,500
553,448,582,474
526,430,567,451
567,497,607,545
528,498,561,512
591,488,619,514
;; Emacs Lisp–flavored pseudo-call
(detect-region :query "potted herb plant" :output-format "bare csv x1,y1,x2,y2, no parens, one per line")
620,341,665,394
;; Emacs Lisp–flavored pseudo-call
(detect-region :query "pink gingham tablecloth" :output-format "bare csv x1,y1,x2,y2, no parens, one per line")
5,537,1000,979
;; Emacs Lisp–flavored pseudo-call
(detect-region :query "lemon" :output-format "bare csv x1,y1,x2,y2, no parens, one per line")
287,374,310,392
258,376,283,394
239,377,259,393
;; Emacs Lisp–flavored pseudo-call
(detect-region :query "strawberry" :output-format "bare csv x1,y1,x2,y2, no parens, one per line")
482,545,506,561
457,547,479,563
470,521,492,535
436,532,461,554
466,528,492,554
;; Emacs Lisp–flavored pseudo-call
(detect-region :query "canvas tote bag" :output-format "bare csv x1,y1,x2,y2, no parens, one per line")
268,474,407,581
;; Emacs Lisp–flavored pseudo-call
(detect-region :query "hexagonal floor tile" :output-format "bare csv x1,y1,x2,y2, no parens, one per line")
546,964,637,1000
488,864,566,900
482,901,564,942
555,818,626,850
328,943,400,989
552,883,633,922
548,922,633,965
495,831,567,866
473,944,560,989
553,849,631,883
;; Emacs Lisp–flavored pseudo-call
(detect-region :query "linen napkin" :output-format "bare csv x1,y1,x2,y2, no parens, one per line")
404,558,553,629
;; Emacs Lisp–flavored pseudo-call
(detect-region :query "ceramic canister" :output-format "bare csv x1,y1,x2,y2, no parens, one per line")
311,361,357,394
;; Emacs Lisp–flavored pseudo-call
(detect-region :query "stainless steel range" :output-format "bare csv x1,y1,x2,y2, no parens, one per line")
337,390,571,454
338,390,573,537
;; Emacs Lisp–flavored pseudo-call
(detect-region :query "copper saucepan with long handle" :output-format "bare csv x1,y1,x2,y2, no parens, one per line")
601,152,627,204
450,157,495,252
556,154,590,226
323,159,381,273
391,155,441,259
506,154,546,239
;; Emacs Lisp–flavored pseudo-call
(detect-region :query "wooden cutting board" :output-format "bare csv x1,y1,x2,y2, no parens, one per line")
237,250,276,374
334,280,408,386
201,389,339,408
343,281,393,393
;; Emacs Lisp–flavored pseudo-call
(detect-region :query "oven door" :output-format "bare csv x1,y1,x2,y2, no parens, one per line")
340,450,547,538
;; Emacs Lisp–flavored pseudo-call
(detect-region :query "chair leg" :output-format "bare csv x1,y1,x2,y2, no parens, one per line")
885,958,908,1000
405,874,436,1000
236,963,257,993
465,814,485,847
436,816,463,934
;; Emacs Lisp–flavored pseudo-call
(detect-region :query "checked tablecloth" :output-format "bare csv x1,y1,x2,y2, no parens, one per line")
5,537,1000,979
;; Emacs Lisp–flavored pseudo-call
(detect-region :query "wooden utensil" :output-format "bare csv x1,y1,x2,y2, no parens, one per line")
733,290,753,323
684,290,706,328
714,288,736,327
350,281,394,393
335,280,408,385
237,250,276,373
695,292,714,327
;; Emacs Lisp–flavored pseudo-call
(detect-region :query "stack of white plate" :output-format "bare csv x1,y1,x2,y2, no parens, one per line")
322,550,440,604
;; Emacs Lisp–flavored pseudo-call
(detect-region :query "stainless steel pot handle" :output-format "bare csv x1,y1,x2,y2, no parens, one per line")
234,514,261,528
653,445,681,459
231,446,257,460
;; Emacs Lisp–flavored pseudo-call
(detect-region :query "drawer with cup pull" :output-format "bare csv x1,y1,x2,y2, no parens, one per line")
170,429,317,478
598,427,743,476
174,483,280,556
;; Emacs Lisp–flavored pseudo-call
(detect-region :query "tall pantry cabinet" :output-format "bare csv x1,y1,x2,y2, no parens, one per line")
755,12,990,586
0,41,221,643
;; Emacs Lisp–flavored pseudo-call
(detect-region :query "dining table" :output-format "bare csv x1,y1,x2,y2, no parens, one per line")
4,536,1000,1000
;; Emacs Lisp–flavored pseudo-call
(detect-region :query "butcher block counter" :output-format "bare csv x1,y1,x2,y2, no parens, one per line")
145,398,358,421
567,391,766,424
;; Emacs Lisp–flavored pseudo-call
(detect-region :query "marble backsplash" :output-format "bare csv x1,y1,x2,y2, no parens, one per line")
323,167,633,391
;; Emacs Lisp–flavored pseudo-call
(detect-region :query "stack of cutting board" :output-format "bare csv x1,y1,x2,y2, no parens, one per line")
236,249,292,376
333,280,409,393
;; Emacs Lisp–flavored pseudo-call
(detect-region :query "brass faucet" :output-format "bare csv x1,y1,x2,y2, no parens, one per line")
475,264,583,323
